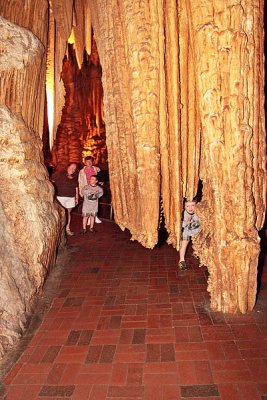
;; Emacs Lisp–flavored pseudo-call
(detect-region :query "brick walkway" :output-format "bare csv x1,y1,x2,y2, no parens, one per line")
1,215,267,399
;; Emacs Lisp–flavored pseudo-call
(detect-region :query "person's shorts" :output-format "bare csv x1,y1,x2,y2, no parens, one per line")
182,231,192,241
82,212,96,217
57,196,75,209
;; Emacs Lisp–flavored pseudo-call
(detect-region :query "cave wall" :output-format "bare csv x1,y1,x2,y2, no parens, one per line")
0,3,63,357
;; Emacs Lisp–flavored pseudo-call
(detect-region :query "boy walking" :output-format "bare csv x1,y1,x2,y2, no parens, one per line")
79,156,102,223
81,175,103,233
179,199,200,271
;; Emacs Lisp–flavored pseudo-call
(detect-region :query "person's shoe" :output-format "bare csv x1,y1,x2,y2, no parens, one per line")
95,216,102,224
89,228,96,233
66,228,74,236
179,261,187,271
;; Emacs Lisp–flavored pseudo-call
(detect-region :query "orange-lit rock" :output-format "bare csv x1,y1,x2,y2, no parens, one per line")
90,0,266,314
51,41,107,168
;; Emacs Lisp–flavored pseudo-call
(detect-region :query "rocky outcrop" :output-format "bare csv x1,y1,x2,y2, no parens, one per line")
0,10,63,357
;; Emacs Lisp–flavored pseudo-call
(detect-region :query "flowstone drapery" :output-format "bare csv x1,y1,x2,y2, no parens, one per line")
90,0,266,313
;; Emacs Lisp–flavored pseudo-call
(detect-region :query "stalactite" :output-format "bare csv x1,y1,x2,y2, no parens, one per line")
51,0,73,40
189,1,265,313
45,0,74,152
91,0,162,248
179,0,201,200
84,1,92,55
72,0,91,68
46,6,56,146
89,0,265,312
162,0,183,249
52,43,107,168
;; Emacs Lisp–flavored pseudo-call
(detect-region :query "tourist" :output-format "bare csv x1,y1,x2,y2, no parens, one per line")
52,163,79,236
81,175,103,233
178,199,200,271
78,156,102,223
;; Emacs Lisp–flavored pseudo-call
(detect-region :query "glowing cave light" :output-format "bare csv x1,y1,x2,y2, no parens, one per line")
68,28,75,45
46,71,55,150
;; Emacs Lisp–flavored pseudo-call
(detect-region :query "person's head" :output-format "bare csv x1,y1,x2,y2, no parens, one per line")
67,162,77,175
184,198,197,215
84,156,94,167
90,175,98,185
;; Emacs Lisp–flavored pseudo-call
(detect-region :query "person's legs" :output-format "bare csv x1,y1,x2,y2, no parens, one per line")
57,197,75,235
89,214,95,232
179,240,189,261
82,215,88,232
88,213,101,224
66,208,74,235
179,239,189,270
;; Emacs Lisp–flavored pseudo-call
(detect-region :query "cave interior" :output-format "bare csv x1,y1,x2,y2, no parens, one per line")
0,0,266,361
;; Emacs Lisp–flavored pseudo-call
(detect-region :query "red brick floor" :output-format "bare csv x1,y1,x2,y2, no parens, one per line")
1,215,267,399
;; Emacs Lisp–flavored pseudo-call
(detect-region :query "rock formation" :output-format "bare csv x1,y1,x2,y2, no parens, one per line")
52,42,107,169
0,4,63,358
0,0,265,359
90,0,266,314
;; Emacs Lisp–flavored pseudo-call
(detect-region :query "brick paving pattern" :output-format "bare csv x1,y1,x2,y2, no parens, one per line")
1,216,267,399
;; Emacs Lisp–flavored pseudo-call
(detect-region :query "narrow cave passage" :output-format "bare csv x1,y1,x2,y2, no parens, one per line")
43,34,112,221
44,31,107,169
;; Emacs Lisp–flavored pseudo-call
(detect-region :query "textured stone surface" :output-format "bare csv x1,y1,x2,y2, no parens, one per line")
52,43,107,169
189,1,266,313
0,7,63,357
90,0,266,313
0,106,62,357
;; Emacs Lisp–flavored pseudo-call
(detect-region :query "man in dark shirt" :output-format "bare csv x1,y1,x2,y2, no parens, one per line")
52,163,79,235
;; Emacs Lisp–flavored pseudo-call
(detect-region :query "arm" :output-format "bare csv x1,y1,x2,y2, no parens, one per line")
182,211,192,228
97,186,104,198
51,170,59,184
78,169,85,197
75,187,79,204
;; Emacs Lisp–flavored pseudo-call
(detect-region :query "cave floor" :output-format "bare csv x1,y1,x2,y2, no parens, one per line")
1,214,267,400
